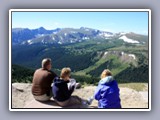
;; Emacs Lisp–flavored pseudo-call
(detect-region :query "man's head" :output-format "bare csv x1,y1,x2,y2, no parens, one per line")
42,58,52,70
60,67,71,81
100,69,112,79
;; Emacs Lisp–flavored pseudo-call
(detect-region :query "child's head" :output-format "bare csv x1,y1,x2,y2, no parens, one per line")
60,67,71,81
100,69,112,79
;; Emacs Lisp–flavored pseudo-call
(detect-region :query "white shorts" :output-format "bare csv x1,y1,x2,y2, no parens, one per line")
33,92,53,102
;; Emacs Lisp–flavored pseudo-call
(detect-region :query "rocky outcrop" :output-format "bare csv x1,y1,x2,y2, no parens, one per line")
11,83,148,108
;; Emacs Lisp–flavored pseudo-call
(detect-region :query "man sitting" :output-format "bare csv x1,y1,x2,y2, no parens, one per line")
32,58,57,101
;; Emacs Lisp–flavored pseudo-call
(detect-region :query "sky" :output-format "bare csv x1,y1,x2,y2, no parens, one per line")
12,10,149,35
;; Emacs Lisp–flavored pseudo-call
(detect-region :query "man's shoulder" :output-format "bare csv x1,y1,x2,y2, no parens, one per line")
36,68,50,72
34,68,41,73
34,68,49,74
35,68,57,77
47,70,56,75
35,68,44,72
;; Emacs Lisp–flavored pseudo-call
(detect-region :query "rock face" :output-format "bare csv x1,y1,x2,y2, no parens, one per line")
120,88,148,108
11,83,148,109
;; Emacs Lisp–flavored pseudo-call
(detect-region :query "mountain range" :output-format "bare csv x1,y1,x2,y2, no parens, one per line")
12,27,148,45
12,27,149,83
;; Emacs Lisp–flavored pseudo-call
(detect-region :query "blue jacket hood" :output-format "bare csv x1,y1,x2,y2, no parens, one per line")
99,76,114,85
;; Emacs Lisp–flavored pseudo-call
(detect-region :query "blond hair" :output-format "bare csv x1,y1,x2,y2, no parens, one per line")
60,67,71,78
100,69,112,79
42,58,51,69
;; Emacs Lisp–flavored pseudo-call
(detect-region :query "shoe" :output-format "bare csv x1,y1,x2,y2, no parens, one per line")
75,83,81,89
87,96,94,105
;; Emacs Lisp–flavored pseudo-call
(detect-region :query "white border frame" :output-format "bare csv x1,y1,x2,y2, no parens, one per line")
9,9,151,111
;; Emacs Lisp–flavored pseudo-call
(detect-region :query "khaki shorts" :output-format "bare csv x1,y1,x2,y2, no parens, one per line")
33,94,52,101
33,91,53,102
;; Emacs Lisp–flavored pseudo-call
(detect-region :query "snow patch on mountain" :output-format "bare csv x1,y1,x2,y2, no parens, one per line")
78,40,82,42
121,52,136,60
71,40,74,43
119,32,126,35
128,54,136,60
104,51,108,55
36,34,45,37
82,37,89,40
52,37,55,40
64,33,67,36
85,28,90,31
121,51,124,55
27,40,33,45
99,32,113,39
119,35,139,43
41,39,45,44
58,41,62,44
70,31,77,34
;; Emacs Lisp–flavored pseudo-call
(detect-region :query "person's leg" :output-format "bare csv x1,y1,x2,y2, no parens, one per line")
54,99,70,107
67,95,90,108
68,96,90,108
33,90,53,101
68,96,82,105
87,96,94,105
55,96,82,107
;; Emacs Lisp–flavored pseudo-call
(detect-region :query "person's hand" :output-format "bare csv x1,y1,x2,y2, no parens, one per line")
71,85,75,90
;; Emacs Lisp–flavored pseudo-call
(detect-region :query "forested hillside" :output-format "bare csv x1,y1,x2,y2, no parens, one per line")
12,27,149,84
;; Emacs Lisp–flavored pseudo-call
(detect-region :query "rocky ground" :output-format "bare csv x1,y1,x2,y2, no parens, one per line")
12,83,148,108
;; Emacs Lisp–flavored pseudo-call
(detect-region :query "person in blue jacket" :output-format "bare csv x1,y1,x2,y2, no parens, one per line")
94,69,121,108
52,67,89,107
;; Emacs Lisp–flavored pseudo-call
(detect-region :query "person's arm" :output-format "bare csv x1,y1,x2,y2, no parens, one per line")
94,85,101,100
48,71,58,87
49,70,58,78
52,72,58,78
68,85,74,95
68,78,76,91
62,82,74,98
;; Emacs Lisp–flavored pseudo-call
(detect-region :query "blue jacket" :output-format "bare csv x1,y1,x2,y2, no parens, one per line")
94,76,121,108
52,77,74,102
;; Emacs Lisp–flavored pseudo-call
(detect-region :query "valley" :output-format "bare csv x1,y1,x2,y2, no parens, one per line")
11,27,149,84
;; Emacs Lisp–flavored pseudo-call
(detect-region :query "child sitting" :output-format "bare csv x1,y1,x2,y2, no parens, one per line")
94,69,121,108
52,67,89,107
